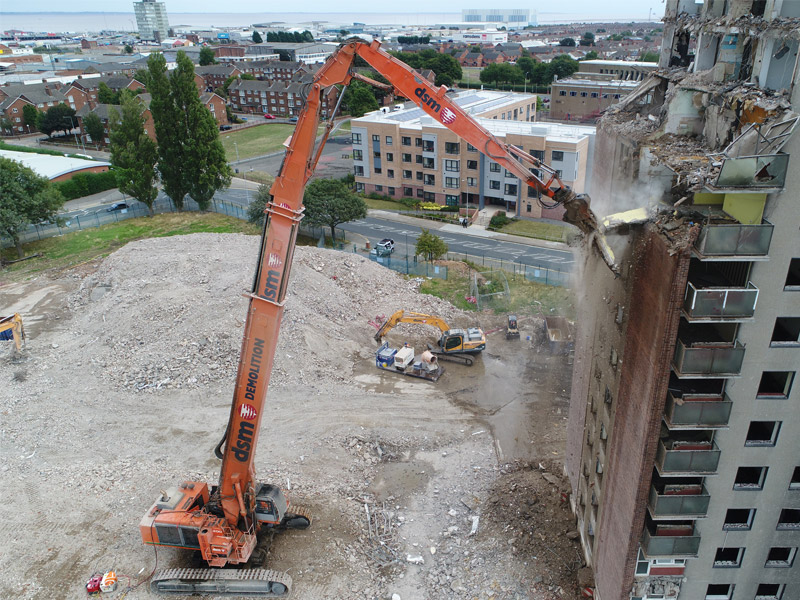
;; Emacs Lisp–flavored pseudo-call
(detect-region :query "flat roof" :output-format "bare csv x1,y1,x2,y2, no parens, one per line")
355,90,537,125
0,149,109,180
352,92,595,144
580,59,658,68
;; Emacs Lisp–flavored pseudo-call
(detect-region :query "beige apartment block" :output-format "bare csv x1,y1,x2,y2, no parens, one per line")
351,90,594,220
550,76,640,121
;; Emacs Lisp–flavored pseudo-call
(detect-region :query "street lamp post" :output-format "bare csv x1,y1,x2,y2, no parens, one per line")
65,116,85,153
246,167,253,204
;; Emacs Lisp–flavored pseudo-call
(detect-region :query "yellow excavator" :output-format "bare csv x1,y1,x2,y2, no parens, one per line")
374,310,485,365
0,313,25,353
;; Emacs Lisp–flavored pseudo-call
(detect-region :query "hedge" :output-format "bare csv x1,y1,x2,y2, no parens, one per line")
54,170,118,200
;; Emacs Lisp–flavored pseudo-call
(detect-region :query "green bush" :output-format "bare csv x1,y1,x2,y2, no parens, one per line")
440,205,460,212
489,212,512,229
54,170,118,200
399,197,419,208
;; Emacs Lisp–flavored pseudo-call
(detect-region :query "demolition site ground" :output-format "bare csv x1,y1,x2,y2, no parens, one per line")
0,233,582,600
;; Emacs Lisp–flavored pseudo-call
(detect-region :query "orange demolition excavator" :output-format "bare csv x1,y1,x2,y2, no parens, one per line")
139,39,604,596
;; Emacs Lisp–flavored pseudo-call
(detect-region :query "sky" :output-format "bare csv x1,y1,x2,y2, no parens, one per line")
6,1,665,19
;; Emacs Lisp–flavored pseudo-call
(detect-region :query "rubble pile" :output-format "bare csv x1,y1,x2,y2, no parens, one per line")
67,234,469,392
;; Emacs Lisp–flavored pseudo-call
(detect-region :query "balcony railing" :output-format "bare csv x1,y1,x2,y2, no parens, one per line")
642,528,701,558
712,153,789,191
683,281,759,321
664,392,733,428
694,220,773,258
648,484,710,518
655,439,721,475
673,339,745,377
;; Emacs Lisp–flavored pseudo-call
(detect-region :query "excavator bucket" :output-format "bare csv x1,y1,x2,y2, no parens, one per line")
558,192,620,275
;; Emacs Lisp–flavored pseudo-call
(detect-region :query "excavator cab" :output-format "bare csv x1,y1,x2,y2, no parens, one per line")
440,328,486,354
254,483,288,526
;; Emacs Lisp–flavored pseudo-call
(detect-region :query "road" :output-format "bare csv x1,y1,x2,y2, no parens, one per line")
339,217,574,270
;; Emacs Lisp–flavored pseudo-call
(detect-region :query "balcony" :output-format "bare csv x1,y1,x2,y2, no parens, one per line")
664,391,732,429
683,281,759,322
648,483,710,519
709,153,789,193
694,220,773,260
642,525,700,558
655,439,720,475
672,339,745,378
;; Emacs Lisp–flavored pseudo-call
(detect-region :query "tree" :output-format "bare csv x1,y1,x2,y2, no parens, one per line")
0,117,12,135
133,68,150,87
415,228,448,261
479,63,523,87
547,55,580,80
560,37,576,47
82,112,105,146
184,87,232,210
124,44,134,54
343,81,378,117
98,82,119,105
199,46,217,66
516,56,537,81
247,184,270,226
148,52,190,211
38,103,76,138
583,32,595,43
0,157,64,258
302,178,367,241
240,73,255,80
434,73,453,87
582,50,599,61
109,95,159,215
252,30,263,44
22,104,40,132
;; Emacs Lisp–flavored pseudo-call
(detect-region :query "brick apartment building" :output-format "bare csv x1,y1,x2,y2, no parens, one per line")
566,1,800,599
76,100,156,146
0,84,67,134
550,74,640,121
195,64,242,92
227,77,338,118
234,60,310,81
350,90,593,219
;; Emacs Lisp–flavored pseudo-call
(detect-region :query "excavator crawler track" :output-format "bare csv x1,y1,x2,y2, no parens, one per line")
426,344,474,366
151,568,292,596
281,505,312,529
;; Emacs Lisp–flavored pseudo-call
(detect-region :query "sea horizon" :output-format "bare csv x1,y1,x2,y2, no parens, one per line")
1,11,659,33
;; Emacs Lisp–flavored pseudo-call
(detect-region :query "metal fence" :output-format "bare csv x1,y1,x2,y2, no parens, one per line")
444,251,571,288
471,269,510,310
367,254,448,280
2,195,343,248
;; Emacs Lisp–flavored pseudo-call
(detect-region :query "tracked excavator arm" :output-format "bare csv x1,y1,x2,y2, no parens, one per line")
0,313,24,353
140,38,607,597
374,310,451,340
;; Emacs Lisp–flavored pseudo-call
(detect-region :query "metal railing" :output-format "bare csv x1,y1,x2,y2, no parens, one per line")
672,339,746,377
694,220,773,257
648,485,710,518
683,281,759,321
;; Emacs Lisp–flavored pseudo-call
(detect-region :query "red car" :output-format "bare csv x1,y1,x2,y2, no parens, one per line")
263,113,276,119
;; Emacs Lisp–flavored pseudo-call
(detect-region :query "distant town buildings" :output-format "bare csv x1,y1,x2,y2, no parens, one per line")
461,9,536,28
133,0,169,43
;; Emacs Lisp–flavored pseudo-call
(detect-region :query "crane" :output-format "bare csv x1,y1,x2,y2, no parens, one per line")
374,310,486,355
139,39,607,596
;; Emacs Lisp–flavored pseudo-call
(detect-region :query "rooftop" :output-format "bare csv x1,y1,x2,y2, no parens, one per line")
580,59,659,68
0,149,110,180
552,78,641,89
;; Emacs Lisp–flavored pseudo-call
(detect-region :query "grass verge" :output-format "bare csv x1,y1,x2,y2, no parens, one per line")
494,219,568,243
1,213,260,280
222,124,297,161
419,265,575,317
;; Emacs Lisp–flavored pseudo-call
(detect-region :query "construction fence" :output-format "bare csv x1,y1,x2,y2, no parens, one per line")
3,196,340,248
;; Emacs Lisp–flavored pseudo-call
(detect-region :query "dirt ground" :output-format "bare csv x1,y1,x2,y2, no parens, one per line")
0,234,581,600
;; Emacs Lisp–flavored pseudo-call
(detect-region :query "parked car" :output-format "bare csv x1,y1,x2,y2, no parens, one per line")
106,202,129,212
219,124,232,131
289,116,298,123
375,238,395,255
263,113,276,120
